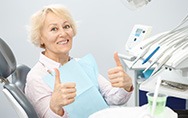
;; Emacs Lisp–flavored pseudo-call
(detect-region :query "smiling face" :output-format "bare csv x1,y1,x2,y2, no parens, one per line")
40,12,74,62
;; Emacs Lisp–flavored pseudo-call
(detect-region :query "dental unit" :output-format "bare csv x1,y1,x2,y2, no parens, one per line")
120,13,188,100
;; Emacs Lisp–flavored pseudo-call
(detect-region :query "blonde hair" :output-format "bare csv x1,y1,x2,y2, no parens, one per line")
28,4,77,48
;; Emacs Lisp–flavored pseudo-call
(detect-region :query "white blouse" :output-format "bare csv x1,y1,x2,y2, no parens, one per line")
25,53,132,118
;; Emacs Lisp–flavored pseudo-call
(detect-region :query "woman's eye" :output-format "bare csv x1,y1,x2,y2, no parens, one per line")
51,27,58,31
63,25,71,29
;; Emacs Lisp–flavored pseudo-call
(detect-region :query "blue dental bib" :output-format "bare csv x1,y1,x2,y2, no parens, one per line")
43,54,109,118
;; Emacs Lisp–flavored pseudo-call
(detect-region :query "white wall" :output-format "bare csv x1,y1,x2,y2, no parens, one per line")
0,0,188,117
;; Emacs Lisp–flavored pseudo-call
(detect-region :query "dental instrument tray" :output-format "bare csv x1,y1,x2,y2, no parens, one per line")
161,80,188,91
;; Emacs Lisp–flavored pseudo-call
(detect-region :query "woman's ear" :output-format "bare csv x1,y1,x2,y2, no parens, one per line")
40,43,45,48
40,37,45,48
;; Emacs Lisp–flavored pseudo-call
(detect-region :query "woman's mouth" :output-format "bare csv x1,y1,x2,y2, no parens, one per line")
57,39,69,45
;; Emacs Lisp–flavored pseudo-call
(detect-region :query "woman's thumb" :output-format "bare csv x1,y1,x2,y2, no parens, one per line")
54,68,61,88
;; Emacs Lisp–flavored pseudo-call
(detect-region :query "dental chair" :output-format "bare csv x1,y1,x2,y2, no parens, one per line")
0,38,38,118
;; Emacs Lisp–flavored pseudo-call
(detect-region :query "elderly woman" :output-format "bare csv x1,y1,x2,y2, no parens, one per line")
25,4,133,118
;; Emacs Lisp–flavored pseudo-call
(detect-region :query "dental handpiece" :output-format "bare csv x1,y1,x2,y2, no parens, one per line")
150,40,188,76
130,46,149,69
142,39,183,74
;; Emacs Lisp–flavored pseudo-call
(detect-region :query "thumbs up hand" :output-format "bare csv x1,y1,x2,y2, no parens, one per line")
108,52,133,92
50,68,76,116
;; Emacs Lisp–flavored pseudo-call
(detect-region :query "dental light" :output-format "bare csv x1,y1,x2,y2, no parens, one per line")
122,0,151,10
127,0,151,8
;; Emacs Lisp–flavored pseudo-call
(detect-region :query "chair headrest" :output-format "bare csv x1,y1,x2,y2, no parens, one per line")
12,64,30,92
0,38,16,79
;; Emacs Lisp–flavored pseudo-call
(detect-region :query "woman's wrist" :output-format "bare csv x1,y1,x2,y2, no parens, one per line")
124,84,134,92
50,103,64,116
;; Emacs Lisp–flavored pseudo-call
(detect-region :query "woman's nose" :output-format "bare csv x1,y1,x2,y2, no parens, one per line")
59,28,68,37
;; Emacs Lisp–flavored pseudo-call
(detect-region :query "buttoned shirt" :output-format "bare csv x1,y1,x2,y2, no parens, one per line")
25,53,132,118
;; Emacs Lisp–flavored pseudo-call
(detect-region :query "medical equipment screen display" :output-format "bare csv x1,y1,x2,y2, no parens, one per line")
135,28,143,37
